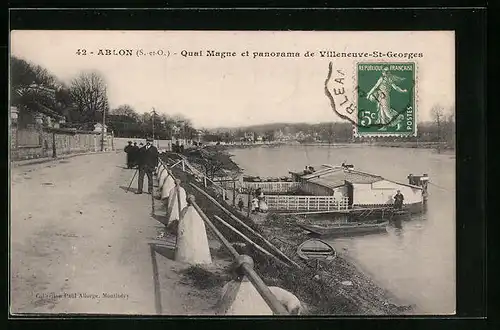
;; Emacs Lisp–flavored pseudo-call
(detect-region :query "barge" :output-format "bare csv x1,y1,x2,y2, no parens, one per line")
241,164,429,220
298,221,389,238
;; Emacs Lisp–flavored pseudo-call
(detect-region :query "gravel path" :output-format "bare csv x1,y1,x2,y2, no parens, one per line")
10,152,220,315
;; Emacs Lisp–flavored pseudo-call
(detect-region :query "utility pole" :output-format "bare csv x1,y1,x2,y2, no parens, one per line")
151,107,156,147
101,108,106,152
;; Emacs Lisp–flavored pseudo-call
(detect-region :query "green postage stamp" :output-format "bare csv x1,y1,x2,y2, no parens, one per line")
356,62,416,136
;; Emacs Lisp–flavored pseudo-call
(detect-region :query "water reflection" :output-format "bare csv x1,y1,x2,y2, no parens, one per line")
392,219,404,244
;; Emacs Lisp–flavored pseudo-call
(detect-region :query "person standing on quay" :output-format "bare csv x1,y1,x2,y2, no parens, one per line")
136,138,159,195
393,190,404,210
124,141,133,168
237,198,244,212
130,142,140,168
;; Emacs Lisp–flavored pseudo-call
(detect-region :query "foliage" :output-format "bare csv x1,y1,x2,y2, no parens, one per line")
111,104,140,121
203,110,455,146
203,122,354,143
10,56,57,92
185,146,241,180
10,56,72,121
10,56,199,138
69,71,109,123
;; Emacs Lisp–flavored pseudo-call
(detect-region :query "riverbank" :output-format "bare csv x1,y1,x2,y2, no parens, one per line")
254,213,415,315
207,141,455,153
162,152,414,315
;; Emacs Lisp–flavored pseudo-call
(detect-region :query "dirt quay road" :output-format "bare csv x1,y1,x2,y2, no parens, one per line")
10,152,223,315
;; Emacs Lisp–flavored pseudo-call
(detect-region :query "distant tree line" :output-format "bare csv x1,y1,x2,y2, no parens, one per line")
107,105,198,140
202,111,455,148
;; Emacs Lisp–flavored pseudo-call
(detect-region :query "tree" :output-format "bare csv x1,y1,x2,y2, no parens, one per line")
186,147,240,180
10,56,71,121
431,104,446,153
264,130,275,142
318,123,335,143
431,105,445,143
11,56,56,93
111,104,139,121
106,105,141,137
445,107,456,149
70,71,109,123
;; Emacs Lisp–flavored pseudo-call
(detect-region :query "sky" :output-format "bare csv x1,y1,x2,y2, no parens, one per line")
10,30,455,129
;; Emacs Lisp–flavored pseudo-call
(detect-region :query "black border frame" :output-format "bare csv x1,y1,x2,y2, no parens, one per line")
5,7,488,329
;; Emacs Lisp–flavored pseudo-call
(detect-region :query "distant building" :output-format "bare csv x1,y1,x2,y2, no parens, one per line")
13,104,66,129
244,132,255,142
93,123,108,133
12,84,66,129
196,130,204,143
275,129,284,141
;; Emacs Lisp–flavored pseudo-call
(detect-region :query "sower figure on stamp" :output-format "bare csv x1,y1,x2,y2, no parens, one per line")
393,190,404,210
136,138,159,195
366,66,407,129
124,141,133,168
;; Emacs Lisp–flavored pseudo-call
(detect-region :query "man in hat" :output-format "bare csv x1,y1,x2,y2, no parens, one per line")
136,138,159,194
124,141,133,168
130,142,139,168
393,190,404,210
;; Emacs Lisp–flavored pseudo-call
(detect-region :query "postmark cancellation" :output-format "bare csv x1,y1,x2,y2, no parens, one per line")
325,61,417,137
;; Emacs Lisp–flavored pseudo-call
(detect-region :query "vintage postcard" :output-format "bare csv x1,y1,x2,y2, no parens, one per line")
10,30,455,316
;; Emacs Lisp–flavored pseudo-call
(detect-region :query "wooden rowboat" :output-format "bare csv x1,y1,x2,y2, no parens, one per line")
297,221,389,237
297,239,336,261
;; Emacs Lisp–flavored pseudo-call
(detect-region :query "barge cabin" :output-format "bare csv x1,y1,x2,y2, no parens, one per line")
289,164,428,213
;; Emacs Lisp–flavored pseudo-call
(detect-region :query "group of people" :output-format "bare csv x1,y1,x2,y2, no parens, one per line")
251,188,267,213
124,141,142,169
303,166,315,175
124,139,159,195
172,142,185,153
235,188,268,214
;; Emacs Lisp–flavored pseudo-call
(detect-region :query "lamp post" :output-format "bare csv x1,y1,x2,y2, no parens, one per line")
151,108,157,147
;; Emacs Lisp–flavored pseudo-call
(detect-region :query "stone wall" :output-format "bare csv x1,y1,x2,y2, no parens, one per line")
10,126,114,161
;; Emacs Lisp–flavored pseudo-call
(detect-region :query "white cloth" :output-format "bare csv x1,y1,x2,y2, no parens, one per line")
251,198,259,210
220,279,273,315
161,174,175,200
219,282,302,315
167,186,187,222
175,205,212,264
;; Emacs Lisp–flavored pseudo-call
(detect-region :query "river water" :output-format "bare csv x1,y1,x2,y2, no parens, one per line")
229,145,455,315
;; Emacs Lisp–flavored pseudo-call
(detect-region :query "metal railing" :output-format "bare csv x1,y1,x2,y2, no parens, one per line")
265,195,349,211
156,157,289,315
169,155,228,200
241,181,301,194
